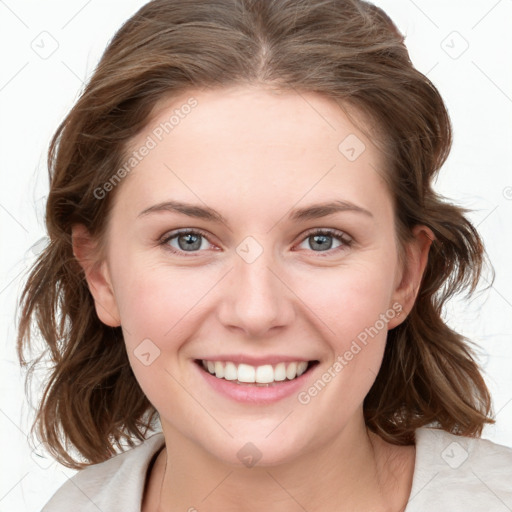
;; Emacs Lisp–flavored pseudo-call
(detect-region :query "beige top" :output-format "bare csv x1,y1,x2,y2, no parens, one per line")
42,427,512,511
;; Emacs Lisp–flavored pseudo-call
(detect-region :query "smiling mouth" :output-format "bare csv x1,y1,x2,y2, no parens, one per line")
195,359,319,386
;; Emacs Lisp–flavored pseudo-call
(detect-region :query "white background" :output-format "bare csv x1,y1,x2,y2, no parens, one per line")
1,0,511,510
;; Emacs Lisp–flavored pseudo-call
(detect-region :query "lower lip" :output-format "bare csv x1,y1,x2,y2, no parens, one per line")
194,361,316,404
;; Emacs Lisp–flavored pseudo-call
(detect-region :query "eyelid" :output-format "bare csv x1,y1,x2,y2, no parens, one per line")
298,227,352,243
159,227,212,242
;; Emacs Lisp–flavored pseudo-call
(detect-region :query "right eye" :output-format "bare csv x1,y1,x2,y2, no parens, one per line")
159,228,216,255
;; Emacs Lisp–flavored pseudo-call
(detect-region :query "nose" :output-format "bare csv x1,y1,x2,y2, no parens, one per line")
216,243,296,338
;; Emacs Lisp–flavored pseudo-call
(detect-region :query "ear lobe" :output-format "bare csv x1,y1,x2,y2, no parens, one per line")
387,225,434,329
72,223,121,327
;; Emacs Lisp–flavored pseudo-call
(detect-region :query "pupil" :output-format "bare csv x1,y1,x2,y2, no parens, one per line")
178,233,201,251
311,234,332,251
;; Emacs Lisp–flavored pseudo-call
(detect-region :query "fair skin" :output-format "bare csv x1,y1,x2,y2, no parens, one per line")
73,85,432,511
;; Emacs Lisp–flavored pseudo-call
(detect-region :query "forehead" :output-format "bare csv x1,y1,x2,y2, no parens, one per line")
140,85,377,153
114,86,389,219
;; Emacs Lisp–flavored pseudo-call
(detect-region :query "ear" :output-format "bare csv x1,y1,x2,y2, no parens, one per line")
71,223,121,327
387,225,434,329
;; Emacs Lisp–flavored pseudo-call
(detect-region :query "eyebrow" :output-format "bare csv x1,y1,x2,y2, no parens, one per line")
137,199,373,223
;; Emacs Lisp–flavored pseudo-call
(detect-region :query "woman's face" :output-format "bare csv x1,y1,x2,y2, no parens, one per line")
78,86,428,466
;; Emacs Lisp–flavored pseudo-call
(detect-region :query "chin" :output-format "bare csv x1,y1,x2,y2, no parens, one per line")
199,426,312,469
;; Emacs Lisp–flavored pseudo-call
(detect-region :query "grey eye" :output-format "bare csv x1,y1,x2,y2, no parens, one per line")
298,232,343,252
166,231,210,252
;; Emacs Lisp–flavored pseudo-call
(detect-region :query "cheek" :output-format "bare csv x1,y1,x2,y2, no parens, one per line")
288,262,398,439
110,248,216,344
112,260,210,408
298,257,398,341
294,256,398,403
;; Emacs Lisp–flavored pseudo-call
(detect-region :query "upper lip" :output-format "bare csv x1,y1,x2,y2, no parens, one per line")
195,355,317,366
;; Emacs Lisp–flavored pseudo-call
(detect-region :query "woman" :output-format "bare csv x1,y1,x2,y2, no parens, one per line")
17,0,512,510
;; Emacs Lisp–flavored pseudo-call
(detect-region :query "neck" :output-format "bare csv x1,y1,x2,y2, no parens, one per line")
153,418,414,512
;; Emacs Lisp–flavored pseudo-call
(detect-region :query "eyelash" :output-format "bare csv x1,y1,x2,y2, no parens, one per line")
158,227,353,257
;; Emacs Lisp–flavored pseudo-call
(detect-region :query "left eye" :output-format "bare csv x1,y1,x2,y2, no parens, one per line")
296,229,352,253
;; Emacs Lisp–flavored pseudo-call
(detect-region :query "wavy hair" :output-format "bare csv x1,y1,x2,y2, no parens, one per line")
17,0,494,468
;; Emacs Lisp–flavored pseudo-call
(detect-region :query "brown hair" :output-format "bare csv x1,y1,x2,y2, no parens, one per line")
17,0,494,469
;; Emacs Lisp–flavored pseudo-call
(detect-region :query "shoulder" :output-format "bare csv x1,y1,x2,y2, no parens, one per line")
41,432,165,512
406,427,512,512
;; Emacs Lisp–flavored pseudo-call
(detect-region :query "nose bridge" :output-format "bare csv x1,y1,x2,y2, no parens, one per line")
218,235,294,336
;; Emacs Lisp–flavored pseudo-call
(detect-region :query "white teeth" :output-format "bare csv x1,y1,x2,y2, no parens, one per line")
274,362,287,381
214,361,224,379
297,361,308,376
286,362,297,380
224,362,237,381
255,364,274,383
200,360,312,383
238,364,256,383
